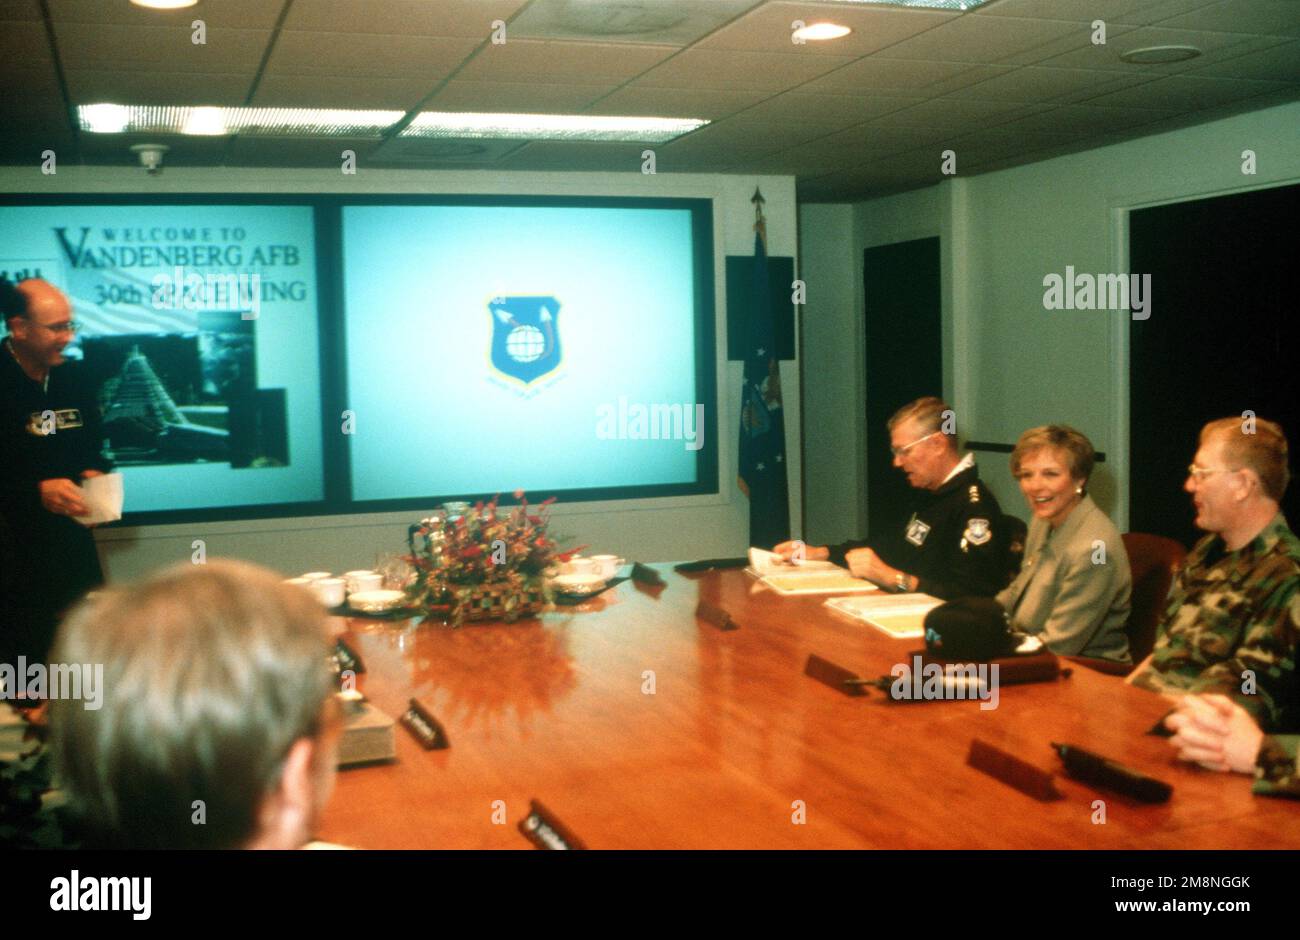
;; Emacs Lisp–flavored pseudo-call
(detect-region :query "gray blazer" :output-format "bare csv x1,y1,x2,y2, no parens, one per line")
996,495,1132,663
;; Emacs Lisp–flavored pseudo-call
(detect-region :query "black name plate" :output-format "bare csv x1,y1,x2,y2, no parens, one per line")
631,562,665,587
518,800,586,850
695,599,739,631
803,653,869,697
400,697,449,750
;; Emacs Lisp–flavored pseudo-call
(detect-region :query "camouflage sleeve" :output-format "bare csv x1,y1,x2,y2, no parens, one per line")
1190,582,1300,729
1252,735,1300,799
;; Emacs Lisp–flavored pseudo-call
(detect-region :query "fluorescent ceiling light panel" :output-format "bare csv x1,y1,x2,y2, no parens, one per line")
816,0,991,9
401,112,707,142
130,0,198,9
76,105,405,137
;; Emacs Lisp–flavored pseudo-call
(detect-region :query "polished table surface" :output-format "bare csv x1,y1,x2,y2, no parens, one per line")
319,566,1298,849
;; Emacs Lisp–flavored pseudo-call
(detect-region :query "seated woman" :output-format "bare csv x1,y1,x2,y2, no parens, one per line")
997,425,1132,663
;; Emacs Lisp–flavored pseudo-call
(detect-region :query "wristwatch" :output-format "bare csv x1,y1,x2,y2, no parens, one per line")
894,572,912,593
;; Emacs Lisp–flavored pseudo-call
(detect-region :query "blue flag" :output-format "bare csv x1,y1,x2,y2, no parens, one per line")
738,215,790,548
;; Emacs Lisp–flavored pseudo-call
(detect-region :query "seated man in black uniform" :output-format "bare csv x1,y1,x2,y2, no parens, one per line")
775,396,1009,599
0,277,111,667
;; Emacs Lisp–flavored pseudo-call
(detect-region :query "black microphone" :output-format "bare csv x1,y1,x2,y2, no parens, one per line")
1051,742,1173,803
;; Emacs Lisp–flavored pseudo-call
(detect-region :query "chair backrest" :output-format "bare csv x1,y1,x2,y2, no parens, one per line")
1121,532,1188,663
1002,513,1028,588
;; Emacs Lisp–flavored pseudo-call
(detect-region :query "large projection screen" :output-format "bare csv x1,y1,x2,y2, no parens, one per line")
0,198,326,521
339,198,717,508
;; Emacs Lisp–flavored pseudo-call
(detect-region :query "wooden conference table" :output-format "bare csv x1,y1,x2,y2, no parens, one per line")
319,565,1296,849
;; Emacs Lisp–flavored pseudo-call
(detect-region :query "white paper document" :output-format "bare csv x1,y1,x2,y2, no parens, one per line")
73,473,124,526
747,546,839,574
823,593,945,638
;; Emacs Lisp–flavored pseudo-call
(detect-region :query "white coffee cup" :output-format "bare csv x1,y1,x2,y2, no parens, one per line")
563,557,595,576
312,578,347,608
344,570,383,594
590,555,625,579
302,571,332,582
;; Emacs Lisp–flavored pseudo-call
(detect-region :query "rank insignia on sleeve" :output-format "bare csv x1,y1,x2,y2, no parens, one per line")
964,518,991,546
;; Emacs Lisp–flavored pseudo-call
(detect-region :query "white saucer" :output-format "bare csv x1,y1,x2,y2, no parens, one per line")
348,589,407,613
552,573,607,596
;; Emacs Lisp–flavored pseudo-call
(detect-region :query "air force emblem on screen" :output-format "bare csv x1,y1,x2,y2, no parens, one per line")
489,296,562,386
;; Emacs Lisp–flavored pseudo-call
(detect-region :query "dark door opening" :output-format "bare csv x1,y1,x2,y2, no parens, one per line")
1129,183,1300,548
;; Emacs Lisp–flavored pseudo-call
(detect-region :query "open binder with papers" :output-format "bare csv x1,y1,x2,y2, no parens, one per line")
746,547,881,595
823,593,945,638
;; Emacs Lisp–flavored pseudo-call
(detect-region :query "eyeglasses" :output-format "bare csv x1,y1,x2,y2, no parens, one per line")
33,320,78,334
891,431,940,457
1187,464,1239,481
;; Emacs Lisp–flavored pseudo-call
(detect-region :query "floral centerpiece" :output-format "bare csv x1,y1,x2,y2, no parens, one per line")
405,491,570,625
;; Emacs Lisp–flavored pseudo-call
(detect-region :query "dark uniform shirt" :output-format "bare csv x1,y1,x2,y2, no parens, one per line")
1130,513,1300,731
828,459,1010,600
0,338,111,663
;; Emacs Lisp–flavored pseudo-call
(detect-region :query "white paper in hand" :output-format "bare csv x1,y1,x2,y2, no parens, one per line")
73,473,124,526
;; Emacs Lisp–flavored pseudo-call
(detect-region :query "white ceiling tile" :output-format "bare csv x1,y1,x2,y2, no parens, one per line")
285,0,530,37
800,56,993,93
1000,101,1183,134
586,86,772,119
1189,39,1300,81
1155,0,1300,37
508,0,763,46
1085,73,1294,109
267,31,480,78
67,69,252,105
873,13,1084,64
454,39,675,82
943,65,1155,102
1036,25,1278,72
54,24,270,72
973,0,1218,25
1,19,51,62
726,91,924,125
869,97,1043,131
695,1,955,57
252,73,434,109
634,47,857,90
0,0,40,21
428,80,612,113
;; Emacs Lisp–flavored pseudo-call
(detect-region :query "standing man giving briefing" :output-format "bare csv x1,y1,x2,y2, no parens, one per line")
774,396,1009,599
0,277,112,666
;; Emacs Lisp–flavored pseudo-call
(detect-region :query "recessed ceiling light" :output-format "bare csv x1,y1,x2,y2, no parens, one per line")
401,112,708,143
793,22,852,42
1120,45,1202,64
130,0,199,9
77,105,406,137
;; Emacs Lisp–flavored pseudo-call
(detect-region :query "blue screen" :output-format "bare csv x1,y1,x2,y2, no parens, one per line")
0,203,324,514
341,203,709,501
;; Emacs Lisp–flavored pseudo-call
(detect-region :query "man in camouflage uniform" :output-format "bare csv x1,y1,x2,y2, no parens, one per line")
1131,417,1300,731
1164,693,1300,799
774,396,1009,600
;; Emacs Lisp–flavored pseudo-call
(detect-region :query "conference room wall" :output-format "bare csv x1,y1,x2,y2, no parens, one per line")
0,166,799,579
801,98,1300,545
